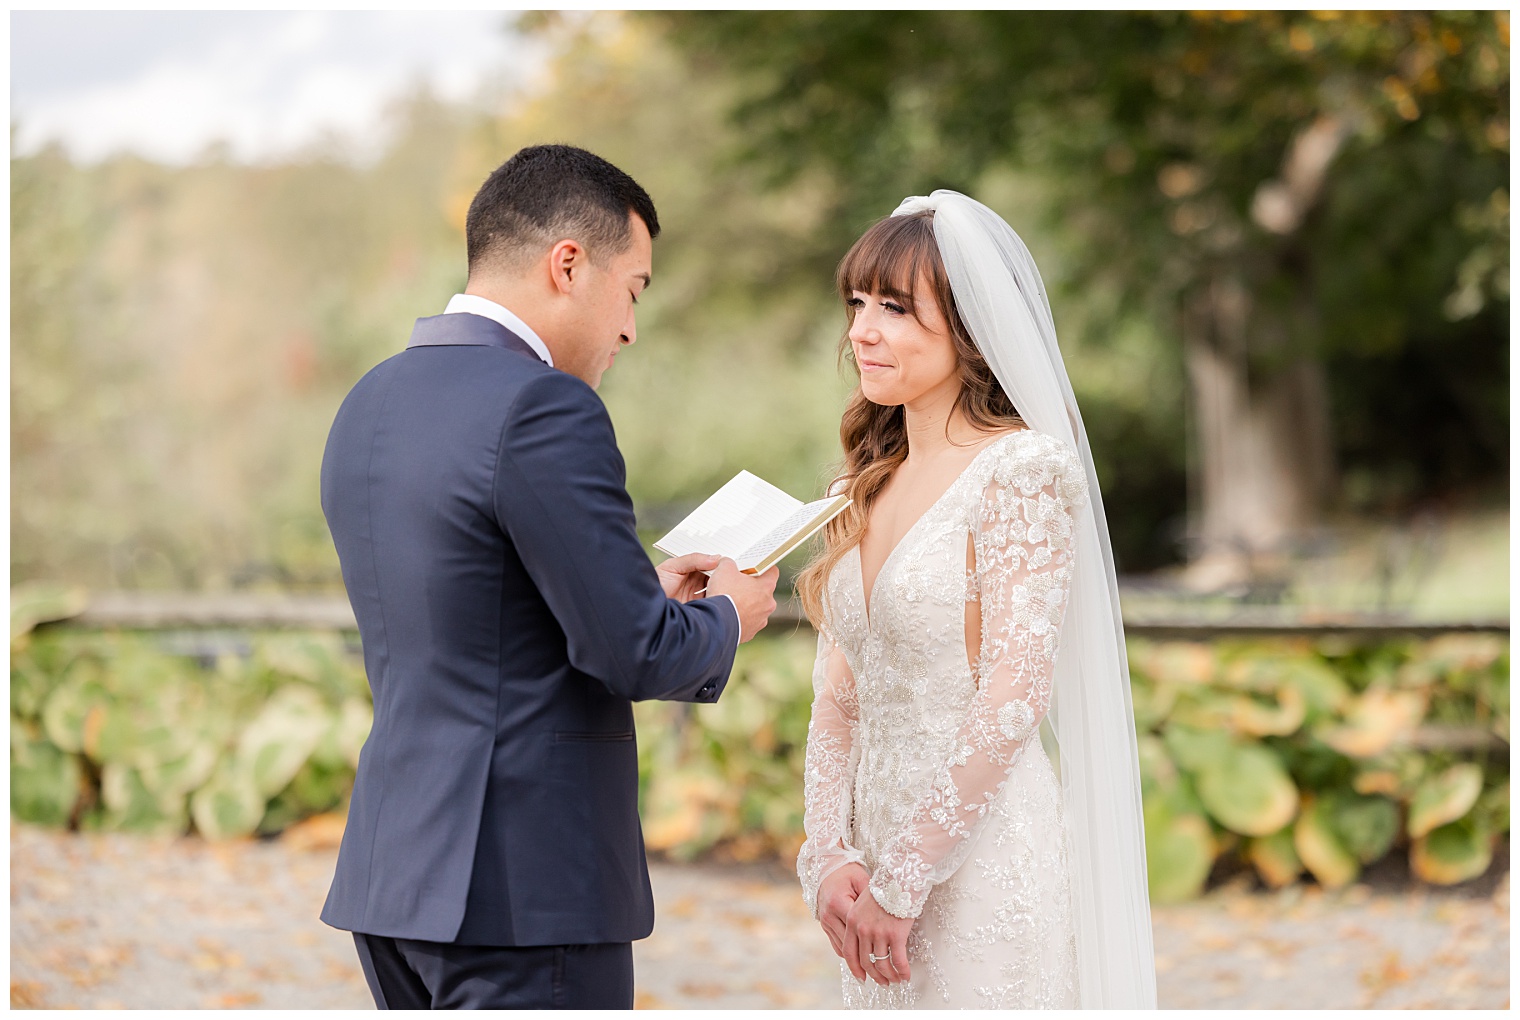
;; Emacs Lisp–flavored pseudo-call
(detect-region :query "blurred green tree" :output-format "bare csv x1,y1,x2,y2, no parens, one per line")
11,96,474,590
658,11,1509,584
10,19,857,591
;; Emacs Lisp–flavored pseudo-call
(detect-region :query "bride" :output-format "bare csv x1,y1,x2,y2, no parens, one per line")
794,191,1156,1009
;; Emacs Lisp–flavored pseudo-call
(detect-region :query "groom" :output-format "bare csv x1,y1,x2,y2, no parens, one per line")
319,144,779,1008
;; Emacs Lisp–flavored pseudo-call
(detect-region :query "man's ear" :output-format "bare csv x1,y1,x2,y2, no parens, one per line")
547,239,583,296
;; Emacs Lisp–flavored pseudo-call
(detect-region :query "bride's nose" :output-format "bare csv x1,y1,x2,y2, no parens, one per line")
848,312,880,346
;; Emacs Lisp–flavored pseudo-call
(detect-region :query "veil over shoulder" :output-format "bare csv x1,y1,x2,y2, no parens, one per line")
890,190,1157,1008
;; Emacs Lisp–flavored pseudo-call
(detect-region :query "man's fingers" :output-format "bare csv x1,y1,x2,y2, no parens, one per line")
663,552,720,574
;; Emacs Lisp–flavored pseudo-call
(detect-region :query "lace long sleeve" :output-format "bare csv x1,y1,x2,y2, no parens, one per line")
797,627,867,918
867,446,1087,919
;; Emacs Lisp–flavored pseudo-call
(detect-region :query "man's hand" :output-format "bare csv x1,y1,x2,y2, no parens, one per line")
817,863,869,959
656,553,722,603
843,884,913,987
704,558,779,642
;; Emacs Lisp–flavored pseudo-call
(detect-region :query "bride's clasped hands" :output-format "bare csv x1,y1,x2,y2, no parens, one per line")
818,862,913,987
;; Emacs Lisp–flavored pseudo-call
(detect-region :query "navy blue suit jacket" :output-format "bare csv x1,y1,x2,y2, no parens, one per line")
319,313,739,946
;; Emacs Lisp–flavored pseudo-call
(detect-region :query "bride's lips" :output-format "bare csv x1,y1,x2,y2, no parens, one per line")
858,358,893,372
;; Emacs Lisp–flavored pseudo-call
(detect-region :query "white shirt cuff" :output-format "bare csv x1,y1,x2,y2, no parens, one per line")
714,593,741,652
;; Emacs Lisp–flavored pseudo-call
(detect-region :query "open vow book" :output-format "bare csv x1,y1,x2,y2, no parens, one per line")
653,471,852,575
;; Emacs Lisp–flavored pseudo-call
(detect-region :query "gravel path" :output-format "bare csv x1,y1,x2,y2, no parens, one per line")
10,821,1508,1009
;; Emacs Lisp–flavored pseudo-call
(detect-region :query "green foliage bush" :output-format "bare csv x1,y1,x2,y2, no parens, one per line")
638,629,1510,897
12,620,1507,901
1130,633,1509,899
10,628,371,839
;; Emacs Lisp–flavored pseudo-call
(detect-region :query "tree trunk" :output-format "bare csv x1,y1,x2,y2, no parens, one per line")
1184,276,1335,590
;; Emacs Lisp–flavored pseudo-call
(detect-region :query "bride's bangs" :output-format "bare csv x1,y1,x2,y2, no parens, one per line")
836,212,939,320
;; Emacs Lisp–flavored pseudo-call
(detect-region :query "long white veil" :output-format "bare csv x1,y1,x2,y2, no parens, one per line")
893,190,1157,1008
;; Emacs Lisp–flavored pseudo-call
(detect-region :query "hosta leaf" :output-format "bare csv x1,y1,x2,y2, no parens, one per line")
1315,687,1428,758
1191,740,1299,837
1161,725,1233,773
1482,666,1509,742
235,684,330,798
1247,826,1302,888
1166,689,1237,731
1407,763,1484,838
98,762,188,835
1135,642,1216,685
1220,650,1297,692
259,757,354,834
83,702,149,764
1351,770,1401,797
10,583,88,647
127,714,209,770
1418,634,1507,678
135,743,219,798
1329,792,1399,864
1473,781,1509,835
1410,820,1493,885
1294,795,1359,888
41,677,111,755
1229,685,1306,737
1129,676,1178,732
1351,751,1424,800
317,697,373,770
11,720,82,826
11,657,60,721
1135,734,1177,796
1278,659,1351,719
1143,799,1215,904
190,764,266,839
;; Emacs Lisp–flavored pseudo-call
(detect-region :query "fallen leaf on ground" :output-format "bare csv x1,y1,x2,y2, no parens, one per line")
1361,950,1412,996
11,980,47,1008
207,991,262,1008
280,813,347,852
678,981,728,999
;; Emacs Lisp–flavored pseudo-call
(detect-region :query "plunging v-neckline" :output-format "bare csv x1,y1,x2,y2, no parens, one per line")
855,432,1022,630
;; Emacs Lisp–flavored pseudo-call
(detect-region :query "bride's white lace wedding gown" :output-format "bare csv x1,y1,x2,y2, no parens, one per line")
797,428,1086,1009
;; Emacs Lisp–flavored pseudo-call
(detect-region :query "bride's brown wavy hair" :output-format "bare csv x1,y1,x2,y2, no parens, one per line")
795,210,1024,629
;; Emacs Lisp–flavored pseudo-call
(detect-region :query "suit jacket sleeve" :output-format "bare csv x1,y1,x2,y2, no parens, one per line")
493,369,739,703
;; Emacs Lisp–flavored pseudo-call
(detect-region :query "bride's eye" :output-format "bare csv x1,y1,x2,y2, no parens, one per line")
845,297,865,309
882,300,907,315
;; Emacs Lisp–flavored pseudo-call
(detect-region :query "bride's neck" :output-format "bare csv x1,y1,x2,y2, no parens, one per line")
902,381,980,462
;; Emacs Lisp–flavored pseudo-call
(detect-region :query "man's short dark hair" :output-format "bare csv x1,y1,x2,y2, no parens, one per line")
465,144,660,274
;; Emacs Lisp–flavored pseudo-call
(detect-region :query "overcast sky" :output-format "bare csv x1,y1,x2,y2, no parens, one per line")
11,11,538,164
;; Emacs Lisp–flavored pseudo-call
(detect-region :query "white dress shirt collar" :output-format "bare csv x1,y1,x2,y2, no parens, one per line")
442,294,554,367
